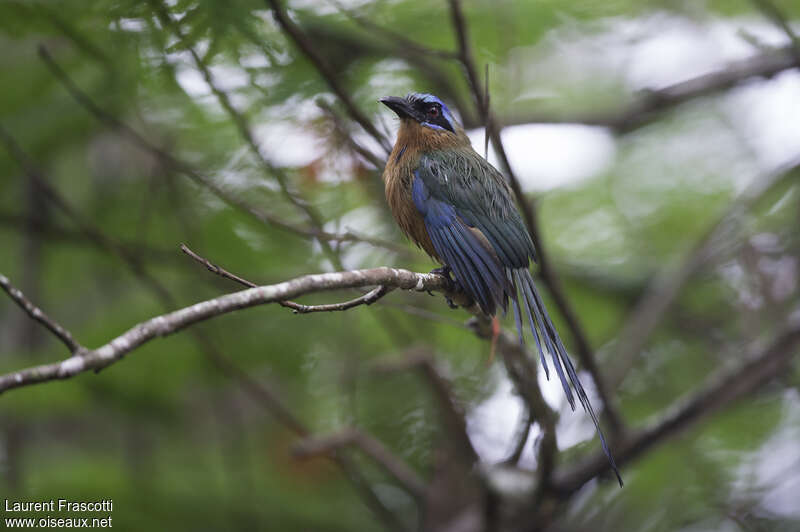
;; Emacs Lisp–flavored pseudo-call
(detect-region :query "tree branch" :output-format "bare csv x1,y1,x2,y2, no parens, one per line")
281,286,392,314
0,267,455,395
180,243,259,289
180,243,393,313
0,274,83,355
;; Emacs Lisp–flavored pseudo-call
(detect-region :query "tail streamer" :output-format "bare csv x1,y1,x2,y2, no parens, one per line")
509,267,623,486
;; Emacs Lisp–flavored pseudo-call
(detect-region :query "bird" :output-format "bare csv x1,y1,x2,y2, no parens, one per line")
380,92,622,486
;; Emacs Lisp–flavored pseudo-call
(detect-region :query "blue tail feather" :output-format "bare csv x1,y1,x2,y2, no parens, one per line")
520,270,574,409
512,269,548,379
507,269,525,346
513,267,623,486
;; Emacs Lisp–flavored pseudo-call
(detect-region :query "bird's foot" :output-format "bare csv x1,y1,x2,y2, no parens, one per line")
429,265,452,280
428,265,463,309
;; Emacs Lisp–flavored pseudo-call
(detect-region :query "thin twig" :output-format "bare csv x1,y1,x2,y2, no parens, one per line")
180,243,393,313
180,243,258,288
282,286,392,314
0,274,83,354
293,428,427,500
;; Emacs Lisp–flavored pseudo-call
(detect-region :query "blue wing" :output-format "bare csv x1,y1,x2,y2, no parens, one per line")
412,173,510,315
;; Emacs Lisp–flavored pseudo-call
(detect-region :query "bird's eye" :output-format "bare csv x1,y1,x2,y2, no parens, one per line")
427,105,439,118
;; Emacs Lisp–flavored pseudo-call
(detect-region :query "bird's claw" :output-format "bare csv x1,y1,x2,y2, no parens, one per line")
429,265,452,280
430,265,460,308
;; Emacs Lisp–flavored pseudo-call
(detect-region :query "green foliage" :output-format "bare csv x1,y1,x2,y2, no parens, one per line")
1,0,799,530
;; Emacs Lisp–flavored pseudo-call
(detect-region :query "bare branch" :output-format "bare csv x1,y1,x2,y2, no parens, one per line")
293,428,427,500
282,286,392,314
552,324,800,496
0,268,455,395
0,274,83,354
180,243,260,289
180,243,393,313
447,0,623,434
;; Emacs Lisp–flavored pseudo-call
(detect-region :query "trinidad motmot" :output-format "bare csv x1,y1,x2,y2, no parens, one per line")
380,92,622,485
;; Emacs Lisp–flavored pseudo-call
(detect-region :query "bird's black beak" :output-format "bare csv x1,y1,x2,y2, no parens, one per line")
380,96,414,119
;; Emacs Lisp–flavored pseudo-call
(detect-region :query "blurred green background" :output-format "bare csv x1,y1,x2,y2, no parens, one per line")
1,0,799,530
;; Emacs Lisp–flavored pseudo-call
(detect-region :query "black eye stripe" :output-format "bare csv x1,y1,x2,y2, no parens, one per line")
409,98,454,133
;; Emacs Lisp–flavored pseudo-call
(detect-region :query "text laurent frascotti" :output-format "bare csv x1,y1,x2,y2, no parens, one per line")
5,499,113,512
